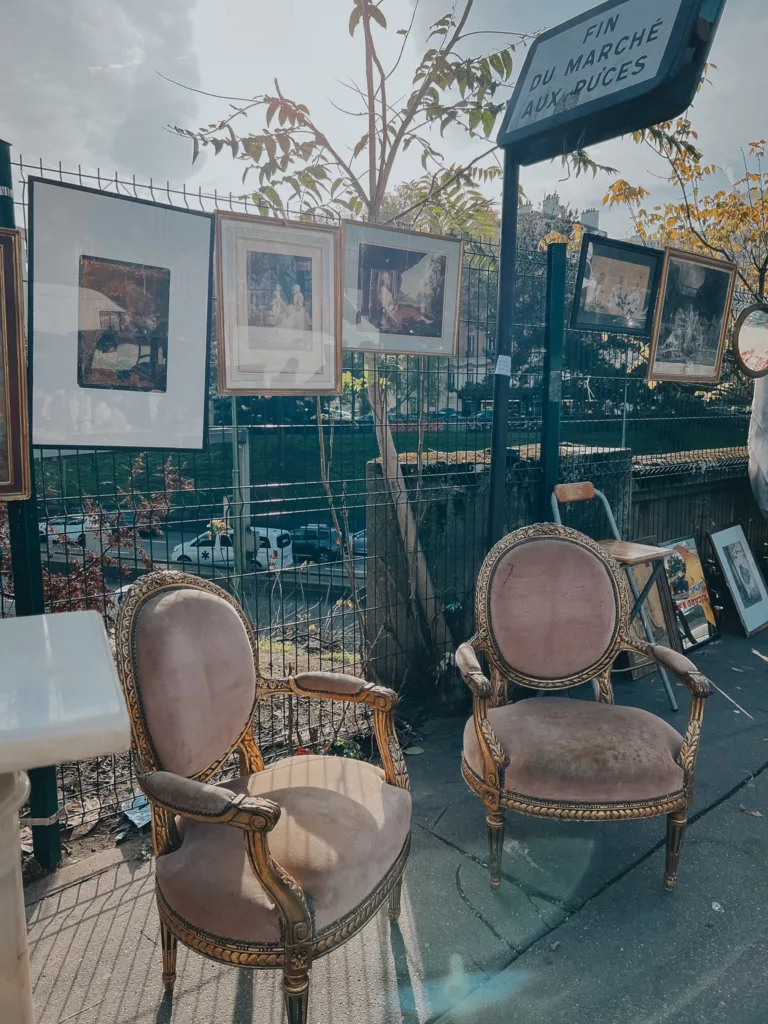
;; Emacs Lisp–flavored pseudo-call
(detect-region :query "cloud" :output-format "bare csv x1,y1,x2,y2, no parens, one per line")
0,0,201,181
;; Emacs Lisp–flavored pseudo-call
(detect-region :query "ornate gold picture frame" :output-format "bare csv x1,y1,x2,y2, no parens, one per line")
0,227,30,501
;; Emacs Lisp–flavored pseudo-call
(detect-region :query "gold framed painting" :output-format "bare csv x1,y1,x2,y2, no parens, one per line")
216,213,342,396
0,227,30,501
647,247,737,383
341,221,463,356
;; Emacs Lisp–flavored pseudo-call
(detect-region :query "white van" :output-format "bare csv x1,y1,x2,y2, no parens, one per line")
171,527,293,570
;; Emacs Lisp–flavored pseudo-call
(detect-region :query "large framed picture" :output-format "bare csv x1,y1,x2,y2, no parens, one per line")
648,248,737,383
216,213,341,396
710,525,768,637
0,228,31,501
571,234,663,337
662,535,719,651
30,178,213,450
342,221,462,356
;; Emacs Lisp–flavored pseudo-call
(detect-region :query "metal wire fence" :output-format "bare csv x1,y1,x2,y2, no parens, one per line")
0,156,758,835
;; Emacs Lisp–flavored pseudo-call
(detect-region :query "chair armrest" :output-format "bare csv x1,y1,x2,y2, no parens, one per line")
456,642,492,699
260,672,409,790
648,646,712,698
140,771,280,832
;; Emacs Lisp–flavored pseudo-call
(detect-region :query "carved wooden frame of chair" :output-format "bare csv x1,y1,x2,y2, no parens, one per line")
456,523,712,893
115,571,410,1024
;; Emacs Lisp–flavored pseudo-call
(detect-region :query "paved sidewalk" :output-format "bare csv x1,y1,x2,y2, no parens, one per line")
26,628,768,1023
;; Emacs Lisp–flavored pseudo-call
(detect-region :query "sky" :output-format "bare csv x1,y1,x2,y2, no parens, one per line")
1,0,765,235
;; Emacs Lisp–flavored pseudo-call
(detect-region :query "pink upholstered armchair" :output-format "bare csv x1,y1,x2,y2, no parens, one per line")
115,571,411,1024
457,524,711,892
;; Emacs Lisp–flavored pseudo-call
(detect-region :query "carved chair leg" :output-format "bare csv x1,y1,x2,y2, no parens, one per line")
664,811,687,892
388,877,403,923
160,919,177,992
487,810,505,890
283,969,310,1024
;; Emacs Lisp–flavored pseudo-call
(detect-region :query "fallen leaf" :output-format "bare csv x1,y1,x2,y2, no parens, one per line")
712,902,724,913
404,746,424,756
549,941,561,952
739,804,763,818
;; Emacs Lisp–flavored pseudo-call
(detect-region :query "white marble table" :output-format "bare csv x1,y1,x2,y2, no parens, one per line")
0,611,130,1024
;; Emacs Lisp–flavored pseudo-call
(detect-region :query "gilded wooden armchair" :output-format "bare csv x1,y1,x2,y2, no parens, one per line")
115,571,411,1024
457,524,711,893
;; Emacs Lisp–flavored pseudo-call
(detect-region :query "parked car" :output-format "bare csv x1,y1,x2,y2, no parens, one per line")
292,524,342,563
171,526,293,570
352,529,367,556
39,514,88,546
431,408,459,420
356,412,375,425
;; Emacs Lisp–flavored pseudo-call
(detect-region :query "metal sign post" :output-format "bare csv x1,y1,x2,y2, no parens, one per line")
486,0,727,547
0,139,62,870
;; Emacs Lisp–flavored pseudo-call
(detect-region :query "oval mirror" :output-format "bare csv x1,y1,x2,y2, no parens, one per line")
733,304,768,378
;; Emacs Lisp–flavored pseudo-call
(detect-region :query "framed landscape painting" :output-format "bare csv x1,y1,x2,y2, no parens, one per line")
342,222,462,356
0,228,31,500
30,179,213,450
710,525,768,637
571,234,663,337
216,213,341,396
662,535,719,651
648,248,737,383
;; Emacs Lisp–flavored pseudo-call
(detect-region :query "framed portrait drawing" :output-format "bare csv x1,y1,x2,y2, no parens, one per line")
342,222,462,356
571,234,663,337
710,525,768,637
648,248,737,383
216,213,341,396
662,535,719,651
0,228,31,500
30,178,213,450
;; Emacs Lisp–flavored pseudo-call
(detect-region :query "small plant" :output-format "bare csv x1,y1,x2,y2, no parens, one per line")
327,738,362,760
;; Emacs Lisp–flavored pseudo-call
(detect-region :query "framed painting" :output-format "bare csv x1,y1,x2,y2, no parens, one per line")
732,303,768,378
662,535,719,651
341,221,462,356
30,178,213,450
648,248,737,383
571,234,663,337
0,228,30,500
216,213,341,396
710,525,768,637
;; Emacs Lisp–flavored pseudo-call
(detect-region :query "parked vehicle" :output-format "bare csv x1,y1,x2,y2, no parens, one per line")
292,524,342,563
171,526,293,570
352,529,367,556
431,407,459,420
39,515,88,546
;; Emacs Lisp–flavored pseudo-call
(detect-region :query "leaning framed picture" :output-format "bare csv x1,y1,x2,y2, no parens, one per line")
710,525,768,637
216,213,341,396
647,248,737,383
30,178,213,450
0,228,31,500
571,234,663,337
662,535,719,651
341,221,462,356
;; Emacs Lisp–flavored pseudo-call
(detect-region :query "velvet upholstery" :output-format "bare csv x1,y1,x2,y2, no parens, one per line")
134,589,256,778
464,698,685,803
156,755,412,943
488,538,619,680
293,672,368,697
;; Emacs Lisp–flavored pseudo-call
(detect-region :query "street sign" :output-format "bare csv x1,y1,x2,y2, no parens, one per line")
497,0,727,163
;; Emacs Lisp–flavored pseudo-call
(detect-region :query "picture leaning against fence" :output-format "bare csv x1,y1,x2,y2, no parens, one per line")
648,248,736,383
342,221,462,356
710,525,768,637
662,535,719,650
30,178,213,450
0,227,30,500
216,212,341,396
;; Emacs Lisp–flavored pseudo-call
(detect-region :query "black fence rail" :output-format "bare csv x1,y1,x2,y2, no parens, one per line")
0,156,757,835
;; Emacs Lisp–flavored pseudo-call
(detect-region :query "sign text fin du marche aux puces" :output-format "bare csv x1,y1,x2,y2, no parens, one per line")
497,0,726,164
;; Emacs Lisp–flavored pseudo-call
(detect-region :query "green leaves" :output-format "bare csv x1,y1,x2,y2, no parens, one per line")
369,4,386,29
349,6,362,36
482,109,496,138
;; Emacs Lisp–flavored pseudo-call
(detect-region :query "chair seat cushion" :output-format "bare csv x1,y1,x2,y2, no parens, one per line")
463,698,684,805
155,755,411,944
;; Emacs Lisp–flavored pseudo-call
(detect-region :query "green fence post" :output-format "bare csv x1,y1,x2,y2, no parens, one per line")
540,242,567,521
0,139,62,869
